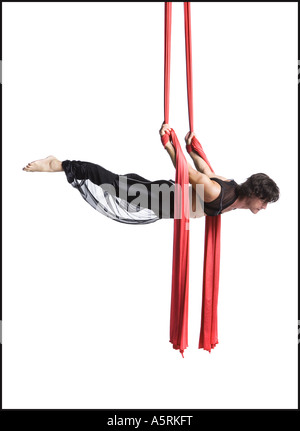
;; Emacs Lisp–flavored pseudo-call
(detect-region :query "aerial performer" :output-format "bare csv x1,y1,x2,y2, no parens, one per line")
22,130,279,219
22,129,279,358
22,2,280,356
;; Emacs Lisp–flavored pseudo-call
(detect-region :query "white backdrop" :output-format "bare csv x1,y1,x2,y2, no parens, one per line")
2,2,298,409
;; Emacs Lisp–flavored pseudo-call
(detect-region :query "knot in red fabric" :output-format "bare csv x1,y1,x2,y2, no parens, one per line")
161,130,171,148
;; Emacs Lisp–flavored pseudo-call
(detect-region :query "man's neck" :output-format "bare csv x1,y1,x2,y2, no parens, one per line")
232,196,249,210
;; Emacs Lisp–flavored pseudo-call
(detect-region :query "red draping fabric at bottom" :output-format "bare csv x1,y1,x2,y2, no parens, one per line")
199,215,221,352
190,135,221,352
161,129,190,357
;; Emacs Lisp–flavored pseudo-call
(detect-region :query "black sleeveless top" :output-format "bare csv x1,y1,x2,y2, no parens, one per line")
204,178,239,216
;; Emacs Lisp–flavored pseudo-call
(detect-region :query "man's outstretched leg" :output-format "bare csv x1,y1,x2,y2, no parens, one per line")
23,156,63,172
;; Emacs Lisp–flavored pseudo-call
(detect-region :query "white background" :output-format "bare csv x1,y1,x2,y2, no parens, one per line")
2,2,298,409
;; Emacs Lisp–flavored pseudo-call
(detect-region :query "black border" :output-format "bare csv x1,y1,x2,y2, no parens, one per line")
0,0,298,418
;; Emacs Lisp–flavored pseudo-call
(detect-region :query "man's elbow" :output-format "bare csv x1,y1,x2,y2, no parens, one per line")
194,171,209,185
203,167,214,177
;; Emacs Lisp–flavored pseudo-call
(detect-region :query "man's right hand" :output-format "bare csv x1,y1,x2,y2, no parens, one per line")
159,123,172,137
185,131,196,146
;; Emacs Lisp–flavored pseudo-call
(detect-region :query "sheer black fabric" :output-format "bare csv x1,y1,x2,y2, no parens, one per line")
204,177,239,216
62,160,180,224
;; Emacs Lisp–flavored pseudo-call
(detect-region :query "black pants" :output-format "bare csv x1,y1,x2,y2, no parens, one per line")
62,160,176,224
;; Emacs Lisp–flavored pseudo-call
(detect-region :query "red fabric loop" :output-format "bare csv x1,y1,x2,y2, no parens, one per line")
186,144,192,154
168,129,190,356
161,131,170,147
191,136,213,173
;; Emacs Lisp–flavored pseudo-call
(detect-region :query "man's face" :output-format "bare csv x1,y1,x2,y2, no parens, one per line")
249,196,268,214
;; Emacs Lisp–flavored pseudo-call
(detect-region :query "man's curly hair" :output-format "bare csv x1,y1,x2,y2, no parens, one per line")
236,173,280,203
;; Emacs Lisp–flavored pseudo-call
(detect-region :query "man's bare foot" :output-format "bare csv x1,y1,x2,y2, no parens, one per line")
23,156,63,172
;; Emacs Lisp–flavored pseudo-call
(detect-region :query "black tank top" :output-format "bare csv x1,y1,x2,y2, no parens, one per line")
204,178,239,216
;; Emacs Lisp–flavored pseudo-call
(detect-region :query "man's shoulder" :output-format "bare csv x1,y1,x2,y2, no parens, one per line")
208,174,231,182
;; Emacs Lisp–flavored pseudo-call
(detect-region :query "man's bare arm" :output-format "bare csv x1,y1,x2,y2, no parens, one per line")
185,132,214,176
185,132,229,181
160,124,221,201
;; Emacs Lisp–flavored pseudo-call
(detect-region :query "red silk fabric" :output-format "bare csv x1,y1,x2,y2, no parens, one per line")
163,2,190,357
163,2,221,355
191,139,221,351
184,3,222,352
169,128,190,356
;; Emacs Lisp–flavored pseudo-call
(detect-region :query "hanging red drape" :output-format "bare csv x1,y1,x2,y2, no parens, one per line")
162,2,190,357
162,2,221,355
183,2,221,352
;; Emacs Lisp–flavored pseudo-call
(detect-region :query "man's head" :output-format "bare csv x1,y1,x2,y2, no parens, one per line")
236,173,280,214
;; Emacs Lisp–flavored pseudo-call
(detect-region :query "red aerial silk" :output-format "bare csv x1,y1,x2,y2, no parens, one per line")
162,3,190,357
162,2,222,355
